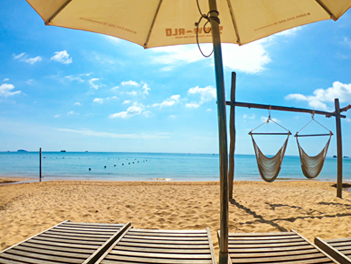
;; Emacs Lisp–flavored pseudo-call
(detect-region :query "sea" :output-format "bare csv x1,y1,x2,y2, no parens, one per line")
0,152,350,183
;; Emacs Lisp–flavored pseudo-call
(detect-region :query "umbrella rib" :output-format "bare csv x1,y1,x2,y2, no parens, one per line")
315,0,337,20
46,0,73,25
144,0,164,48
225,0,240,45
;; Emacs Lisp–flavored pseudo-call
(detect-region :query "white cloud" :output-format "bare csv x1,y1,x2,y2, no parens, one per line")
188,86,216,102
170,115,176,118
153,94,180,108
274,27,301,37
186,86,216,108
54,114,60,118
122,100,131,104
142,82,151,95
285,81,351,110
222,42,271,74
65,73,91,82
13,52,42,65
111,86,119,90
109,103,145,119
74,102,81,106
13,53,25,60
151,45,206,65
143,110,151,117
51,50,72,64
2,78,9,82
26,79,34,85
58,128,169,139
106,96,118,100
243,114,256,119
0,83,21,97
186,102,201,108
121,80,139,86
119,81,151,97
25,56,42,65
150,42,271,74
93,98,104,104
67,111,74,115
89,78,100,89
342,37,351,48
126,91,137,96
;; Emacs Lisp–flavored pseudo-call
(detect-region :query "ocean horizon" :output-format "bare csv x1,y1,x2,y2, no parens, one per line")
0,151,350,182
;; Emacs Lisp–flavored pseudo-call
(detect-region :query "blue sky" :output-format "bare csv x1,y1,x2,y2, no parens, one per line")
0,1,351,156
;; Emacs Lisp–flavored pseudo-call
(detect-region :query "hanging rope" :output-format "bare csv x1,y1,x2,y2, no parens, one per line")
295,114,333,179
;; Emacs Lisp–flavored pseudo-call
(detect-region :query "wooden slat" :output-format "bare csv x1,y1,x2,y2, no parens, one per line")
104,255,212,264
315,237,350,264
102,256,213,264
112,246,211,254
220,231,338,264
0,221,130,264
97,228,217,264
107,250,212,260
120,237,208,245
13,245,91,259
123,234,209,241
326,238,351,243
20,241,95,254
31,236,106,245
117,241,210,249
128,229,207,234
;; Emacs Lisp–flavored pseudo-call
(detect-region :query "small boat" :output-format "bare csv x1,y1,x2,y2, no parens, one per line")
60,150,66,152
344,156,349,158
333,155,337,158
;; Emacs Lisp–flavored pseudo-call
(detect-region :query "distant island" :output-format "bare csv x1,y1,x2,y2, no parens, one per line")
60,150,66,152
17,149,28,153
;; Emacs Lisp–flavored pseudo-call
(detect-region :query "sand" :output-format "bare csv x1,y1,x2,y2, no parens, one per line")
1,179,351,260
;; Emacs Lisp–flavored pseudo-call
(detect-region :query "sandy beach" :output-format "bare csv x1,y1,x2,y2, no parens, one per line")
1,179,351,261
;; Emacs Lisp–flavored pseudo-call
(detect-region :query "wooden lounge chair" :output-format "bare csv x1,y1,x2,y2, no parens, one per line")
95,226,217,264
315,237,351,264
0,220,130,264
219,230,338,263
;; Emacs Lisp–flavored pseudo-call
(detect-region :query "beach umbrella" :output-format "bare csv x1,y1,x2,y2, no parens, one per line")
25,0,351,263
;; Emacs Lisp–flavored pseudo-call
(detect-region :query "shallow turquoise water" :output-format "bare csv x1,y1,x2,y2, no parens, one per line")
0,152,350,182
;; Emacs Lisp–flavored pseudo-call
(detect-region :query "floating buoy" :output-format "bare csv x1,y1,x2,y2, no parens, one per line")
89,168,91,171
114,164,116,167
122,163,124,166
104,166,106,168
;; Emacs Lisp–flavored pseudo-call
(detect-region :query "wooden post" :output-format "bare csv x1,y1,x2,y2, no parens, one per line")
335,99,343,198
228,72,236,199
39,147,42,182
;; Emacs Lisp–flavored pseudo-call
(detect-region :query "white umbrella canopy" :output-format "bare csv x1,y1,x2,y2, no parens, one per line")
27,0,351,48
25,0,351,263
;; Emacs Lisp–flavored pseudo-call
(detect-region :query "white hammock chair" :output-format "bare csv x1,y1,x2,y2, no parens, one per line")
249,116,291,183
295,116,333,179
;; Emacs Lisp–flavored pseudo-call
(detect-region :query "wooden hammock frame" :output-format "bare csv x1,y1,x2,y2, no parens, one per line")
227,72,351,199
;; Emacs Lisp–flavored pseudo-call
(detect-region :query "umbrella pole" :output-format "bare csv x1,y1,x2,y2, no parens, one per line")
208,0,229,263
